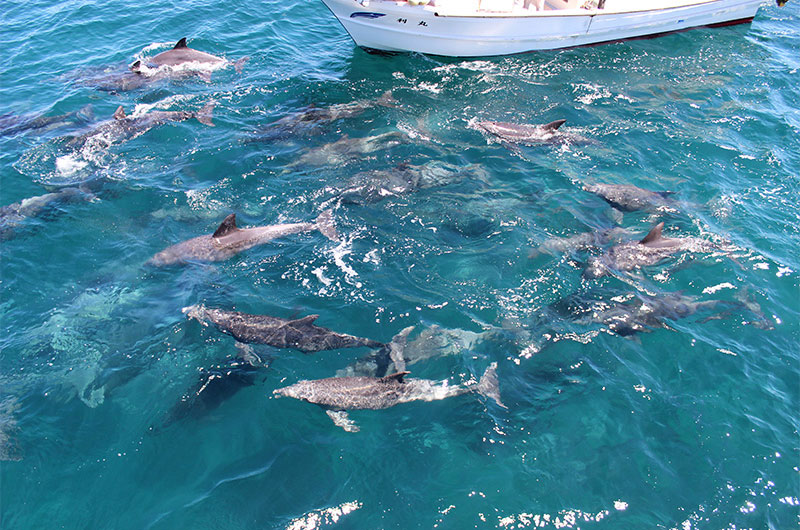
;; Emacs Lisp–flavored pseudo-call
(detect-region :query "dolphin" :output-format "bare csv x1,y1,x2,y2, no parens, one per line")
131,37,248,77
0,104,94,137
183,304,384,353
1,187,96,239
293,90,397,124
274,363,505,431
291,131,407,167
471,118,592,146
66,103,214,151
336,325,483,378
66,62,160,93
146,209,337,266
161,356,267,427
338,162,466,205
95,68,173,93
583,183,678,212
529,227,633,257
251,90,398,142
570,292,743,336
583,222,717,279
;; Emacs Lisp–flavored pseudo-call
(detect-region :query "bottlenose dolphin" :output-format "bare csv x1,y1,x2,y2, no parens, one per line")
583,222,717,279
291,131,407,167
274,363,505,432
162,356,267,427
183,304,384,353
338,162,467,205
570,292,743,336
529,227,633,258
1,187,96,239
251,91,398,142
93,68,172,93
471,118,592,146
66,103,214,151
130,37,248,77
147,209,337,266
0,104,93,137
337,325,483,378
583,183,678,212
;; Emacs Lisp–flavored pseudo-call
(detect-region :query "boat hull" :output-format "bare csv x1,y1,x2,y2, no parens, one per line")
320,0,765,56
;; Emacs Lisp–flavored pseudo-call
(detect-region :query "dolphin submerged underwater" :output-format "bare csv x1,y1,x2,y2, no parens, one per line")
0,104,94,137
274,363,505,432
583,183,678,213
583,222,718,279
65,103,214,152
183,304,385,353
249,90,398,142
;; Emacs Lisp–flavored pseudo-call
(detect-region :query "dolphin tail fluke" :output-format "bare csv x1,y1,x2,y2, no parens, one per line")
315,209,339,241
196,102,215,127
477,362,506,409
381,326,414,373
234,57,250,74
734,287,775,330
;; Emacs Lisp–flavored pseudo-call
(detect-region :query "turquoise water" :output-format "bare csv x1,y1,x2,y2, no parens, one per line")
2,0,799,528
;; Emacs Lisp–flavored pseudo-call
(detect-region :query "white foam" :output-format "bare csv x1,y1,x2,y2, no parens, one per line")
140,41,174,54
702,282,735,294
312,267,333,286
332,239,360,282
131,94,193,118
286,501,362,530
55,154,88,176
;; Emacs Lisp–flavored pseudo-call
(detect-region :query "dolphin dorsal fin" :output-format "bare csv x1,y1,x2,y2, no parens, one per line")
543,119,567,131
380,371,410,384
113,106,126,120
639,222,665,245
174,37,188,49
292,314,319,326
212,214,238,238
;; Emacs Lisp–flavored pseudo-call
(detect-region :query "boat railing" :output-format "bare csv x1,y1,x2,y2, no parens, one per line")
466,0,591,12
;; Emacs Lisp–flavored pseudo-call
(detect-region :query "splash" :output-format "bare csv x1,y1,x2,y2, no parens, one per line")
55,153,89,176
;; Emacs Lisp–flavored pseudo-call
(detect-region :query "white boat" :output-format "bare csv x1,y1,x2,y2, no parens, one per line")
319,0,773,56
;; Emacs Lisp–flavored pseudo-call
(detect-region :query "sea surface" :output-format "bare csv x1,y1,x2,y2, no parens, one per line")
1,1,799,528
